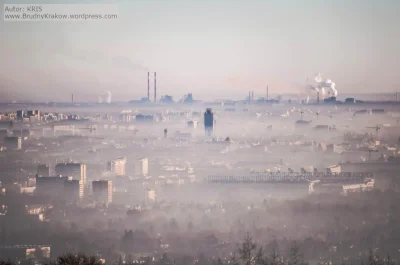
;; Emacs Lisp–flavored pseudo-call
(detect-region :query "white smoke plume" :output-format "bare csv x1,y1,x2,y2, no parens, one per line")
97,91,112,104
307,73,338,98
105,91,112,104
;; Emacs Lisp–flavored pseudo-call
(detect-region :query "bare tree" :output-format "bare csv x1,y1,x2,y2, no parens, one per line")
237,233,257,265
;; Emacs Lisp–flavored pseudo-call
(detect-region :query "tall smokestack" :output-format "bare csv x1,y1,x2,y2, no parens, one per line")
71,93,74,104
147,72,150,100
317,91,320,104
252,91,254,101
154,72,157,103
266,86,269,101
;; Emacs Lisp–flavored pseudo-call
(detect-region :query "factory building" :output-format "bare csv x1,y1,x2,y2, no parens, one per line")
4,136,22,150
204,108,214,136
55,163,87,185
107,157,127,176
92,180,112,204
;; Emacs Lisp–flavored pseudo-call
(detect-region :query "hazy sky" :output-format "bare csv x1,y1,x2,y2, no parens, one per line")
1,0,399,102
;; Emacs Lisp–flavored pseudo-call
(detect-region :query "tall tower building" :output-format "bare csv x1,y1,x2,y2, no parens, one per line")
64,179,84,200
135,158,149,176
92,180,112,204
204,108,214,136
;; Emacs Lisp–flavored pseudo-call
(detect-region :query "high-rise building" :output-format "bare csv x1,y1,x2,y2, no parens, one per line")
135,158,149,176
107,157,126,176
37,164,51,177
64,179,84,200
4,136,22,150
92,180,112,204
35,175,72,196
204,108,214,136
16,110,25,121
55,163,87,185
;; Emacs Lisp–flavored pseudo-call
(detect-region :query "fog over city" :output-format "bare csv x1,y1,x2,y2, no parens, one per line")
1,1,400,265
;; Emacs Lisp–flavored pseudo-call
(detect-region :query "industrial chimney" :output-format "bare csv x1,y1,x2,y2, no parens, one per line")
147,72,150,100
154,72,157,103
317,91,320,104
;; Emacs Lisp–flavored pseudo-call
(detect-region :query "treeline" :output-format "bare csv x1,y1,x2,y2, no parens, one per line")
0,234,398,265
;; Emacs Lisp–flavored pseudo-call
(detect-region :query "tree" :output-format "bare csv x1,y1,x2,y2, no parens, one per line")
269,239,281,265
0,261,14,265
255,247,268,265
48,253,103,265
288,241,305,265
156,253,173,265
237,233,257,265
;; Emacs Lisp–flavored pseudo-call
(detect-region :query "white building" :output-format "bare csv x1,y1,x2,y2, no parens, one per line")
146,189,156,202
107,157,127,176
135,158,149,176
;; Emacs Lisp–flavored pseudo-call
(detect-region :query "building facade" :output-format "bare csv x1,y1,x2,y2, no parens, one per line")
135,158,149,176
92,180,113,204
55,163,87,185
107,157,127,176
64,179,84,200
37,164,51,177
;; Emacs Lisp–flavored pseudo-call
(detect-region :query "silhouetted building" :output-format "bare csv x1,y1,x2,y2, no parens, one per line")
37,164,51,177
324,97,336,103
183,93,194,103
160,95,174,104
136,114,154,122
204,108,214,136
12,129,30,138
64,179,84,200
92,180,112,204
4,136,22,150
55,163,87,185
0,121,13,129
345,98,356,104
16,110,25,121
35,175,72,196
